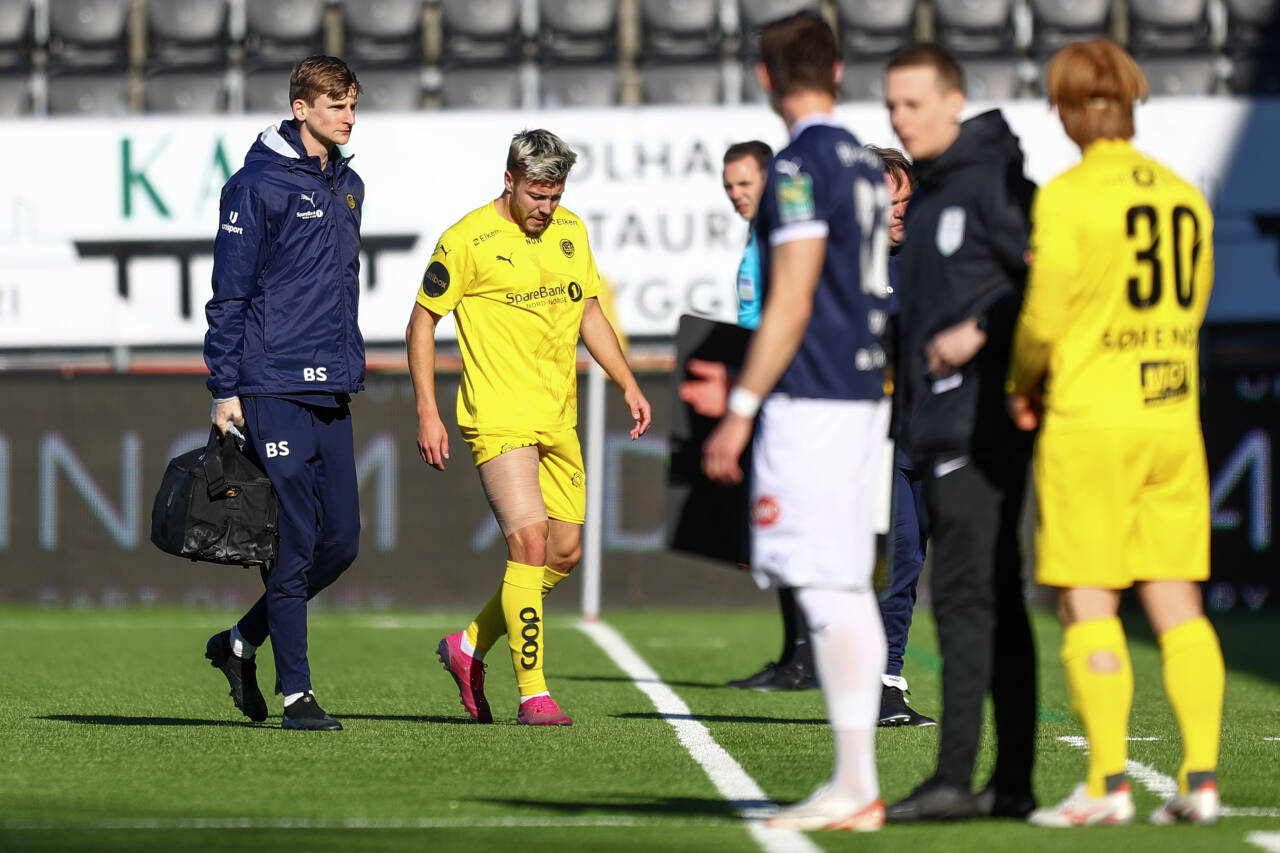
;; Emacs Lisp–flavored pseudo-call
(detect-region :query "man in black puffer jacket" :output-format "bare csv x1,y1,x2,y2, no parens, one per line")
881,43,1039,823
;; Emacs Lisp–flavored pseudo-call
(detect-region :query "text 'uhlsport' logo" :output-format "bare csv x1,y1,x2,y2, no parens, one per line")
519,607,540,670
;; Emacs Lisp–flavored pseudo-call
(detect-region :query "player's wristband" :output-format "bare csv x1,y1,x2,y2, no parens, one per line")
727,386,762,419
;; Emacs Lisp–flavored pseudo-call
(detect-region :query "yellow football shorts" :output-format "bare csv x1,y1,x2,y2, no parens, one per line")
1034,421,1210,589
461,426,586,525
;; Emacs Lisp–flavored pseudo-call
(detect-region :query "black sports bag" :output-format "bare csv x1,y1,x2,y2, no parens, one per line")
150,427,278,568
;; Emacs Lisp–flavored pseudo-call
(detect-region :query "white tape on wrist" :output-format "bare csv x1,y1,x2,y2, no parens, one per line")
727,387,762,419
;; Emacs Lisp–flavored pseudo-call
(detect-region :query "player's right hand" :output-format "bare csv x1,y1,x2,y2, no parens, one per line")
417,412,450,471
211,396,245,437
1007,390,1042,432
679,358,730,418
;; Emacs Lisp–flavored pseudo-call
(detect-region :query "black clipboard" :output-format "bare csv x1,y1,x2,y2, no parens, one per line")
665,314,753,567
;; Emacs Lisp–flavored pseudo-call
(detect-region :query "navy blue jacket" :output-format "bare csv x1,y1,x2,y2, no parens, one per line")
204,120,365,398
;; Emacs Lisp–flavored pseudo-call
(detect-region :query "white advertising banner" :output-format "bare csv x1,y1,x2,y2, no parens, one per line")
1,98,1278,347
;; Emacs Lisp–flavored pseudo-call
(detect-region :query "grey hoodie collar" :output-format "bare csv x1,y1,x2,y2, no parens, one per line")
259,123,300,160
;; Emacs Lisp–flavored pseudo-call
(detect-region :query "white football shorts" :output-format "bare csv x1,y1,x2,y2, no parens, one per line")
749,395,892,591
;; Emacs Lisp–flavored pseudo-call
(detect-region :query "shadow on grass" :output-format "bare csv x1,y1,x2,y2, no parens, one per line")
559,674,752,690
39,714,264,728
613,711,827,725
333,713,484,725
476,795,765,819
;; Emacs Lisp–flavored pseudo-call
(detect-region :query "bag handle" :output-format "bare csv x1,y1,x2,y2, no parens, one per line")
203,426,231,498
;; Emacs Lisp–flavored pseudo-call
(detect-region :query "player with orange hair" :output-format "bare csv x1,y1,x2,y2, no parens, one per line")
1007,40,1223,827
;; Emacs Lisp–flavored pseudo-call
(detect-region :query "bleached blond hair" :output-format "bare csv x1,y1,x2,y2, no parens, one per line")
506,129,578,183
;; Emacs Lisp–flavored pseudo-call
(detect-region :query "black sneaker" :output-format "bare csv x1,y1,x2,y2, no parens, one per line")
878,685,937,727
886,778,979,822
282,694,342,731
727,660,816,691
205,630,268,722
974,784,1037,819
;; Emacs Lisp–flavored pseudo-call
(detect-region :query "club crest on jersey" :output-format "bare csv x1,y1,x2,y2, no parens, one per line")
560,239,575,258
347,193,357,209
936,206,966,257
777,174,815,224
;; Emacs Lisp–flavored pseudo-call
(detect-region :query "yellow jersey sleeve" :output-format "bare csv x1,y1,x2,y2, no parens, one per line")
416,224,474,316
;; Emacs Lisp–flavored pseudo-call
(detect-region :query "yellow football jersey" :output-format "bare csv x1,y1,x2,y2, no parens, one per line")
1008,139,1214,427
417,200,603,431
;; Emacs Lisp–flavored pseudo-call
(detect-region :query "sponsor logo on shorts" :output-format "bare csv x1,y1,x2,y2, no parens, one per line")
560,239,575,258
500,442,516,454
751,495,782,528
422,261,450,297
519,607,540,670
1141,360,1189,404
571,471,584,488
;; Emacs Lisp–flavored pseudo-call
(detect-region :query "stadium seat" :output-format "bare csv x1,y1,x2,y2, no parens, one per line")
0,0,33,72
0,71,28,113
47,0,130,69
46,70,129,114
243,66,291,112
440,65,523,108
1224,0,1280,54
1140,53,1221,95
641,61,721,103
640,0,721,60
440,0,522,65
244,0,327,67
1227,53,1280,92
1028,0,1111,56
738,0,822,30
351,65,425,109
834,0,916,57
540,63,622,106
839,58,886,101
144,68,228,113
963,57,1024,98
1128,0,1210,53
341,0,424,66
933,0,1014,55
539,0,619,64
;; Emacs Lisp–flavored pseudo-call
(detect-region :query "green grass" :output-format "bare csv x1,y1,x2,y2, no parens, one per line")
1,606,1277,852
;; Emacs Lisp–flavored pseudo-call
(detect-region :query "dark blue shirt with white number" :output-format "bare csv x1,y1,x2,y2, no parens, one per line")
755,117,892,401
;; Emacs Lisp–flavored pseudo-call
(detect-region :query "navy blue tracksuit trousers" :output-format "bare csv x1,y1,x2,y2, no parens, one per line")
234,396,360,695
881,457,927,678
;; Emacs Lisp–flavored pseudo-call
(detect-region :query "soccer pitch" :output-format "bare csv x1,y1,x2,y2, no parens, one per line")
2,606,1277,852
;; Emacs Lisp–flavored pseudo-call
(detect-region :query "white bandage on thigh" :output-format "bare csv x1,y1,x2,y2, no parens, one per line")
478,445,548,537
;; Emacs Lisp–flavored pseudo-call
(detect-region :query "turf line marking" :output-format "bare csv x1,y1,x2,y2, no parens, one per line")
1058,735,1280,819
1246,831,1280,852
578,620,821,853
0,816,737,831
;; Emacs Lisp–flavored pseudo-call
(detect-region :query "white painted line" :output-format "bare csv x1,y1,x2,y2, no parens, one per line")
1264,738,1280,742
1246,831,1280,852
579,620,821,853
1,816,738,831
1057,735,1280,820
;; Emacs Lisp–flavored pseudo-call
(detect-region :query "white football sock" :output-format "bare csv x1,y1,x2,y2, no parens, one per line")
797,586,886,804
283,690,313,708
229,625,256,659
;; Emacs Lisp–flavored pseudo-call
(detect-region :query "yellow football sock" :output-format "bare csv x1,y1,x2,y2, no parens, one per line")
542,566,570,597
501,560,548,697
1159,616,1224,792
465,566,571,655
465,587,506,655
1062,617,1133,798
